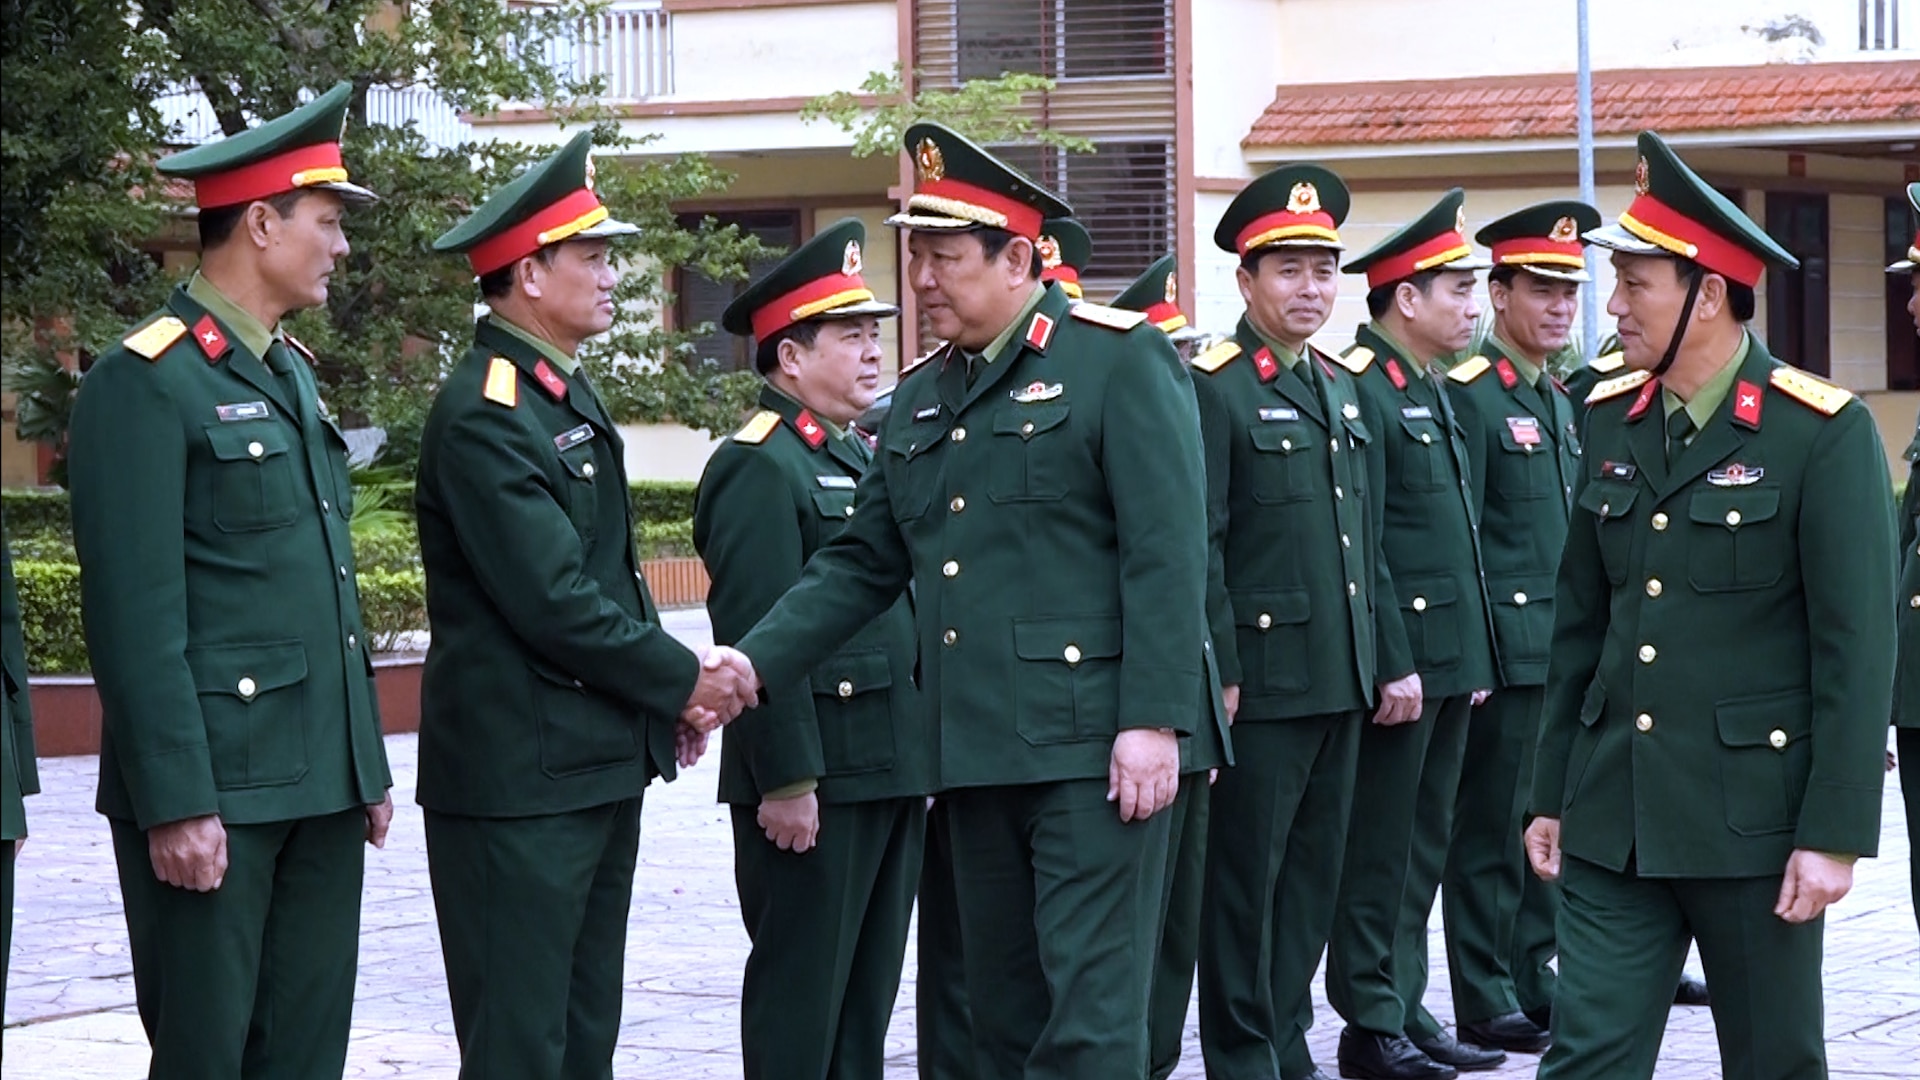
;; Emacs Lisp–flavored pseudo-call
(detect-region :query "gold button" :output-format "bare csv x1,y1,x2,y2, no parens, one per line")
1652,512,1669,531
1646,578,1662,598
1635,713,1653,732
943,629,958,646
838,679,854,699
348,634,358,652
1021,421,1035,436
1281,438,1293,451
942,560,959,577
1725,509,1742,526
321,499,331,514
1335,486,1344,500
1768,728,1788,750
1063,644,1083,665
1330,438,1340,453
951,427,966,443
950,496,966,513
582,462,595,478
237,676,258,699
1909,594,1919,609
1600,503,1610,517
1523,444,1535,454
247,440,265,458
1513,591,1528,606
1420,433,1433,444
1348,581,1358,596
338,565,348,580
1341,534,1351,548
1412,596,1428,612
1638,644,1656,663
844,505,855,517
1257,613,1273,629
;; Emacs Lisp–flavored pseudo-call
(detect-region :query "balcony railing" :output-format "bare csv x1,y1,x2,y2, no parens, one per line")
157,84,472,149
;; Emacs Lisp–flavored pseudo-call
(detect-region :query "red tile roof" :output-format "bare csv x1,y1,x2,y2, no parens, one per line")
1245,62,1920,148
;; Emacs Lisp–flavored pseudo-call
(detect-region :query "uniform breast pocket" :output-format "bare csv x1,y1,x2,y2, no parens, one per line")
1715,688,1811,836
811,488,857,534
988,404,1073,503
1011,614,1122,745
810,648,896,775
557,446,601,542
1577,480,1640,586
1494,425,1552,500
1397,416,1449,492
203,423,300,532
1687,488,1785,592
1247,424,1316,504
186,640,310,789
883,432,938,521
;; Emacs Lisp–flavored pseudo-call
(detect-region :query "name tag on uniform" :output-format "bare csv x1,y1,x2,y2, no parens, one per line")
1258,406,1299,422
215,401,270,422
913,404,944,422
1401,405,1432,420
1506,416,1541,445
553,424,595,452
816,475,856,489
1601,460,1637,481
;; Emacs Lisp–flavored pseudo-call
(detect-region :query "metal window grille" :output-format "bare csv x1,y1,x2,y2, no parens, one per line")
674,210,803,373
1861,0,1903,49
995,139,1173,289
944,0,1172,82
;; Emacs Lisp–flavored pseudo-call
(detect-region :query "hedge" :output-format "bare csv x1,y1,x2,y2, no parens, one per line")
13,560,87,674
630,481,697,525
2,489,72,544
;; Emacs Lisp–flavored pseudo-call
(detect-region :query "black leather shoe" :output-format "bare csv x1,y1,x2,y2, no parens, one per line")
1521,1003,1551,1031
1411,1029,1506,1072
1458,1011,1551,1054
1674,973,1711,1006
1337,1027,1458,1080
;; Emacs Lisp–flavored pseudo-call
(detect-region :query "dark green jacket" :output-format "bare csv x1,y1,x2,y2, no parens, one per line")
695,386,932,805
738,286,1222,789
1533,337,1896,876
1446,341,1580,687
2,541,40,842
1896,411,1919,729
1192,317,1393,721
67,286,390,829
414,317,698,817
1339,325,1497,700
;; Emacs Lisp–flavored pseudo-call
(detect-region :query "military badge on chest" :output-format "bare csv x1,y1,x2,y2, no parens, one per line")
1505,416,1542,446
1706,462,1764,487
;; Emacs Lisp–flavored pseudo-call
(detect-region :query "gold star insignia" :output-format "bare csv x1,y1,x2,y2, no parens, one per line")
1455,205,1468,235
843,240,863,276
915,138,945,184
585,154,596,191
1037,235,1062,269
1287,182,1321,215
1634,157,1650,195
1550,215,1578,243
1164,270,1178,304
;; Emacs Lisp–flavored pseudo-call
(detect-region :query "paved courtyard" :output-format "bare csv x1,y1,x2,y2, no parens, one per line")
6,611,1918,1077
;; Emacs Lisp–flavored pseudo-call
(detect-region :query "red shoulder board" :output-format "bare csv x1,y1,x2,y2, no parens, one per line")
1025,311,1056,352
1494,357,1519,389
532,360,568,400
1732,379,1763,430
793,409,827,449
1252,347,1279,383
192,315,229,362
1384,358,1408,390
1626,378,1659,420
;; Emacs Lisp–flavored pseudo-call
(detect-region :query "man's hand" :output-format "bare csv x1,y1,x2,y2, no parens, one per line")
148,814,228,892
365,791,394,849
1471,688,1492,707
1222,684,1241,726
1373,673,1423,726
675,721,710,768
1109,728,1180,823
1774,849,1855,924
758,791,820,853
1524,816,1562,881
682,647,759,732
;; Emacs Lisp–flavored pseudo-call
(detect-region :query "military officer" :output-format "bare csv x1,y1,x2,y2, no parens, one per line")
1186,165,1397,1080
1037,217,1092,300
724,123,1217,1079
418,132,754,1080
1111,252,1233,1080
1526,131,1896,1080
65,83,393,1080
2,538,40,1021
1427,201,1597,1055
696,217,935,1080
1325,188,1501,1080
1888,182,1919,935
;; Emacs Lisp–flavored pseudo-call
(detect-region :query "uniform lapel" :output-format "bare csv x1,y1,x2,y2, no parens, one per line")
961,286,1069,416
1237,322,1325,426
1625,390,1670,493
1655,344,1772,501
172,291,295,417
475,319,606,435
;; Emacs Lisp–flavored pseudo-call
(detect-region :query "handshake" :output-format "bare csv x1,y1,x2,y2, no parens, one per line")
680,645,762,734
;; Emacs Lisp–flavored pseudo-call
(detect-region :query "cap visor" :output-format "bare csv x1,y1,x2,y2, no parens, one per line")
817,298,901,320
574,216,641,240
1438,253,1493,271
1516,264,1592,284
1887,259,1916,273
885,211,981,231
1583,222,1665,257
1251,237,1347,253
315,180,379,204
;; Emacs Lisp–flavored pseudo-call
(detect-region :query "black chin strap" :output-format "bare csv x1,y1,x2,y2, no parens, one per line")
1651,270,1704,379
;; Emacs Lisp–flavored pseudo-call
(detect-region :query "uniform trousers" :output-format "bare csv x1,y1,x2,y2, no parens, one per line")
1148,770,1212,1080
916,796,977,1079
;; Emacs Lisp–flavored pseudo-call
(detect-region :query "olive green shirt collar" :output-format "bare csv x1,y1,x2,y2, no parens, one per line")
762,383,847,442
976,283,1048,366
1489,332,1545,387
488,312,581,376
1367,320,1433,377
1662,332,1750,431
186,272,277,359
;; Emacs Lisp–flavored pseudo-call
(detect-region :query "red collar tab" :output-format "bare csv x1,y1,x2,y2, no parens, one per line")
1495,357,1520,389
191,315,229,362
1025,311,1056,353
1618,194,1766,288
192,142,346,210
1626,379,1659,420
532,360,569,401
1732,379,1763,430
1252,347,1279,383
1384,358,1408,390
793,409,827,449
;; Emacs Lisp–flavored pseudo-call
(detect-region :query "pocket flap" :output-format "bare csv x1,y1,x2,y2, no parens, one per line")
1688,488,1779,528
811,489,856,520
1578,681,1606,727
186,641,308,698
205,423,292,462
559,448,598,481
1013,614,1122,663
1399,577,1457,610
1577,480,1639,520
1342,415,1372,445
1488,573,1556,607
1230,587,1310,627
993,404,1070,440
1248,425,1307,453
1399,415,1445,444
1715,689,1811,748
811,648,893,698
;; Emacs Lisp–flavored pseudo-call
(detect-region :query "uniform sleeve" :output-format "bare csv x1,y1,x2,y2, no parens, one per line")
434,400,700,721
1790,404,1896,856
68,354,216,828
1191,372,1241,686
1360,374,1416,684
693,447,826,795
1530,462,1610,819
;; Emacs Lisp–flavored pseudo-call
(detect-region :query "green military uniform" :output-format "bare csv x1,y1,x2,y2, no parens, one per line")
65,83,390,1080
1887,183,1920,937
1426,201,1598,1043
1113,252,1233,1080
1324,189,1500,1063
735,124,1217,1080
2,539,42,1021
1182,167,1390,1080
1533,131,1896,1080
1562,346,1624,411
1037,217,1092,300
419,133,701,1080
695,218,935,1080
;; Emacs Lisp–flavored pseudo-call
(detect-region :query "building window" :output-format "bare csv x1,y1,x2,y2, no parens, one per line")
1765,192,1830,376
956,0,1171,81
1888,193,1918,390
1860,0,1903,49
993,139,1173,287
674,209,801,373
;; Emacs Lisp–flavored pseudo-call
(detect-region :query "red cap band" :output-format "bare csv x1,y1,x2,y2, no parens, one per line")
467,188,608,276
1491,236,1586,269
1040,265,1081,287
1144,300,1187,331
1618,194,1766,288
1364,230,1474,289
193,143,346,209
1236,207,1341,255
749,272,874,341
914,176,1045,240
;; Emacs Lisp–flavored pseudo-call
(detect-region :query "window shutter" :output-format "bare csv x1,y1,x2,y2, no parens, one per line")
675,211,801,373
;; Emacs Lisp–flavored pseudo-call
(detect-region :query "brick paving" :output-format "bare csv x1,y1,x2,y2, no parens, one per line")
6,610,1917,1077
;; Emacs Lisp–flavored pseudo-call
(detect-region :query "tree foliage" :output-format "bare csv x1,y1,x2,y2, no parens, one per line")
801,64,1095,158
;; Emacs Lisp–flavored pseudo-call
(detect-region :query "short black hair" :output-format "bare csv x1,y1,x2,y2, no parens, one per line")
1240,246,1340,276
478,245,556,301
1676,259,1756,323
755,319,823,375
1488,266,1520,290
1365,269,1442,319
198,189,309,251
976,227,1044,279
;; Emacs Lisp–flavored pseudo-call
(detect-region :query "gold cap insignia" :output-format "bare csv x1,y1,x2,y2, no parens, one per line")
584,153,596,191
1287,182,1321,215
1455,205,1468,235
1550,215,1578,243
843,239,863,276
1164,270,1179,304
915,138,945,184
1037,235,1062,269
1634,157,1650,195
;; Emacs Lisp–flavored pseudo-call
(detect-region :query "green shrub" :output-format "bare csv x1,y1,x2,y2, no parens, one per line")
629,481,697,525
13,559,88,674
6,533,75,564
356,567,429,654
2,489,72,544
352,523,422,575
638,518,696,560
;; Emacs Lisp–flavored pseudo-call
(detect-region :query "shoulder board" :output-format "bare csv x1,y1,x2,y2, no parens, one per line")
482,357,519,408
1068,302,1149,331
1769,366,1850,416
1189,340,1242,374
284,333,316,362
1585,368,1654,405
1589,351,1625,375
732,410,781,445
900,343,948,378
1446,355,1492,384
1334,346,1375,375
122,316,187,361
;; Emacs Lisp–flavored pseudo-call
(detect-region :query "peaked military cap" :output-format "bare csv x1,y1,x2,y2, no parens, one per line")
1887,182,1919,273
1475,199,1603,283
433,131,639,276
886,122,1071,241
1345,188,1491,289
1111,254,1189,333
157,81,376,209
1214,163,1350,256
1037,218,1093,298
721,217,898,350
1585,131,1797,288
